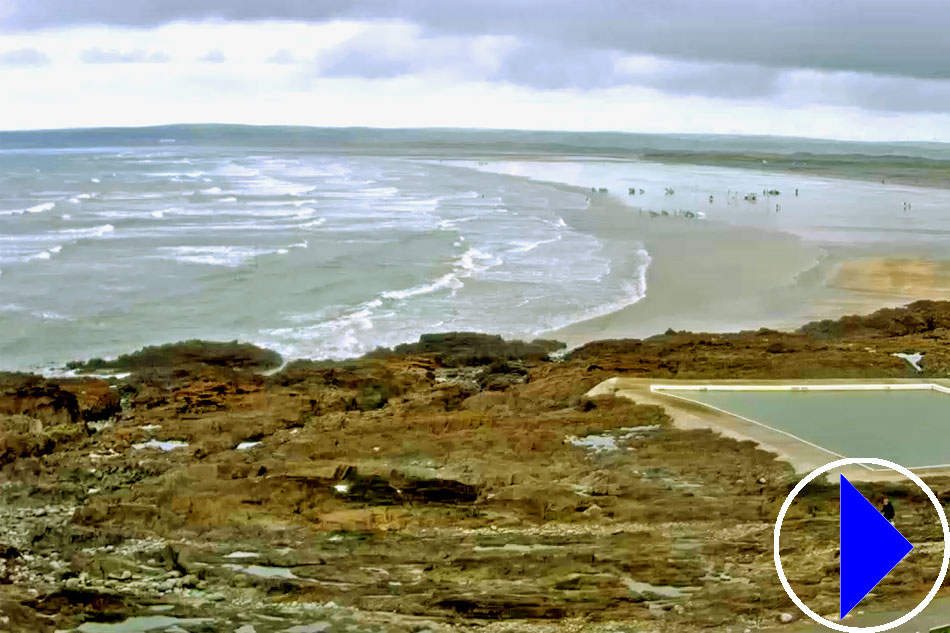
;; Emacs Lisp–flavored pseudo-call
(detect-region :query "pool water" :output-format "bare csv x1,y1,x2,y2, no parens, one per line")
672,389,950,469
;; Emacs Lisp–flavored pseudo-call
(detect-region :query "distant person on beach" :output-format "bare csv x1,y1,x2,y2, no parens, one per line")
882,497,895,525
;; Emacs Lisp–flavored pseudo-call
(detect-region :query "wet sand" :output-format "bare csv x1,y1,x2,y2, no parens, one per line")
546,194,833,346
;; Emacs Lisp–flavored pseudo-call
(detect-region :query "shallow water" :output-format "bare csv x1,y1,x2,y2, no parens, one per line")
462,158,950,250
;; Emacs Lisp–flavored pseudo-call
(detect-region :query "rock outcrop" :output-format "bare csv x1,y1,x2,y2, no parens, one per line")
2,301,949,632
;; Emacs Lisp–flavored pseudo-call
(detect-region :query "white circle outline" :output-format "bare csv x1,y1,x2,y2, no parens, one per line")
774,457,950,632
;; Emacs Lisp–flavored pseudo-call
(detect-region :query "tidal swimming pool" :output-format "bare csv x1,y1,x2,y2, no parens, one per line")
655,386,950,470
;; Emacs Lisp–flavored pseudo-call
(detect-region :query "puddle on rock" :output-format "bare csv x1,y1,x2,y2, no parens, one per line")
131,440,189,451
473,543,560,553
623,578,690,600
568,425,662,453
76,616,211,632
223,564,299,579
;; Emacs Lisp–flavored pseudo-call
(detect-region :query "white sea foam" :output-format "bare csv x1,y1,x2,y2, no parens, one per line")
0,202,56,216
57,224,115,239
511,237,559,253
382,273,464,300
457,248,503,272
541,248,652,333
214,164,261,177
159,245,280,267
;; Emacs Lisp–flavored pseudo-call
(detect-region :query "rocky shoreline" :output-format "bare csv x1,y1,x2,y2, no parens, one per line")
3,302,950,632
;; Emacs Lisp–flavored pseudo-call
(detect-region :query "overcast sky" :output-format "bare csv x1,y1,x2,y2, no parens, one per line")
2,0,950,140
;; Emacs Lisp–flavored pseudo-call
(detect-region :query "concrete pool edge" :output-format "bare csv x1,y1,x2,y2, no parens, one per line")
586,377,950,482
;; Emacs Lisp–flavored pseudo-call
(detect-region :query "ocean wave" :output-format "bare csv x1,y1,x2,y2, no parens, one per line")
511,237,560,253
264,302,381,358
158,245,285,267
56,224,115,239
381,273,464,300
377,197,442,212
457,247,503,273
238,176,315,197
320,186,398,200
215,164,261,177
0,202,56,216
26,243,65,262
541,248,652,333
438,216,477,230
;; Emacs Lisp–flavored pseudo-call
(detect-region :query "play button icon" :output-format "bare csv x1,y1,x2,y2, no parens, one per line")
840,475,914,619
775,458,950,632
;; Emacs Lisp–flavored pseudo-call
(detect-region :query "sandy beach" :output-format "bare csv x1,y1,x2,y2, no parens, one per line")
829,258,950,301
463,160,950,346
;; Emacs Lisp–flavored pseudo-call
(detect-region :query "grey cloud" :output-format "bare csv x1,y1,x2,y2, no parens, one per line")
494,45,619,90
3,0,950,80
313,28,505,81
782,72,950,114
317,33,781,97
79,48,171,63
200,49,226,63
626,62,782,100
0,47,50,66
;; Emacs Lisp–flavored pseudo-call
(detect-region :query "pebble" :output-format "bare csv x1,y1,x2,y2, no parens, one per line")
181,574,199,587
779,612,794,623
583,504,604,518
159,578,180,591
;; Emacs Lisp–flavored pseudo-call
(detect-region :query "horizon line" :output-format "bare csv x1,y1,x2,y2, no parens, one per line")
1,121,948,146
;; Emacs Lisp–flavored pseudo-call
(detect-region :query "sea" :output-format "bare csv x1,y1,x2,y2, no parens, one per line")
2,125,949,373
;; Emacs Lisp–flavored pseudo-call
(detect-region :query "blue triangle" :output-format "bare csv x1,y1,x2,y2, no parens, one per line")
840,475,913,619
